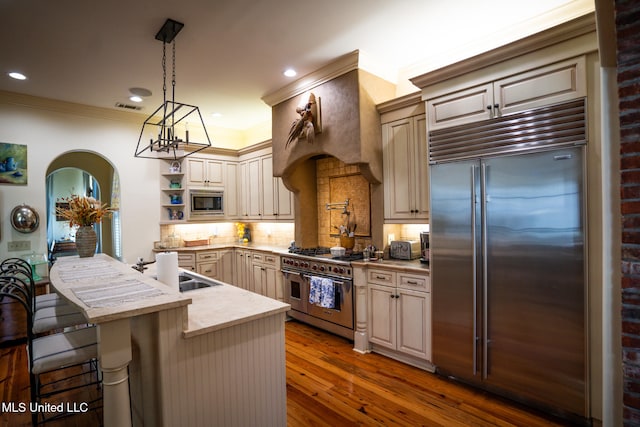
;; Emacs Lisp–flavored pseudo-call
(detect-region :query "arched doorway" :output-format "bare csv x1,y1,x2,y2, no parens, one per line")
45,151,121,260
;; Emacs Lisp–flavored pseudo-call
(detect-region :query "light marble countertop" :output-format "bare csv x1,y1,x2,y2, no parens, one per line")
50,254,191,324
177,284,290,338
50,254,290,336
141,263,290,338
351,258,430,274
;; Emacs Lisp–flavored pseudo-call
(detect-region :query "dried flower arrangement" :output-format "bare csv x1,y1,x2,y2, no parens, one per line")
56,195,113,227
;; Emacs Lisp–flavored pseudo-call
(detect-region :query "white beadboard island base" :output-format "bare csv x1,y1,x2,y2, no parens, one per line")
51,255,290,427
130,306,288,427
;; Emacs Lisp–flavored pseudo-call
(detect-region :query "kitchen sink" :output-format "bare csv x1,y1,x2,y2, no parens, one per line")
152,272,222,292
179,280,215,292
178,272,222,292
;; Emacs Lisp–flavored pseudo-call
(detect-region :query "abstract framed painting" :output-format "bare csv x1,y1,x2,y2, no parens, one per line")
0,143,27,185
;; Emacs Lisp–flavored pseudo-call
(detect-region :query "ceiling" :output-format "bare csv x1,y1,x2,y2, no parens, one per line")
0,0,592,131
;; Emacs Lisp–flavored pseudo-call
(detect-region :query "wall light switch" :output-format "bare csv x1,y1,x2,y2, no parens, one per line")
8,240,30,252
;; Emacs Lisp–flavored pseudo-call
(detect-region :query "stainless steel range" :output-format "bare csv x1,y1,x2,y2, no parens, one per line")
282,248,360,340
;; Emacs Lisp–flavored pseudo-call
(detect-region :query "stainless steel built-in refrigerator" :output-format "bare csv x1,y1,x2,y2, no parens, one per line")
429,99,587,419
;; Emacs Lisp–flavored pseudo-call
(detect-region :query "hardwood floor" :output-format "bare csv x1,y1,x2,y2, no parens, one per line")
0,319,575,426
285,320,576,427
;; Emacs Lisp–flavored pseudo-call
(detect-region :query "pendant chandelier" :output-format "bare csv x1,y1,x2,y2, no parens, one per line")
135,19,212,160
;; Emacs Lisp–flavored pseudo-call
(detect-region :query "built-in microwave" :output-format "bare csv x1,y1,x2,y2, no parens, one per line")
189,189,224,219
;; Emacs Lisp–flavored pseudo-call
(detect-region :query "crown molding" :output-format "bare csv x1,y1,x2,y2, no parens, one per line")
0,90,146,124
261,51,362,107
410,12,596,89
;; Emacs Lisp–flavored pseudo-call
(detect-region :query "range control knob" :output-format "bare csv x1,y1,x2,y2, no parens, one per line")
319,266,325,272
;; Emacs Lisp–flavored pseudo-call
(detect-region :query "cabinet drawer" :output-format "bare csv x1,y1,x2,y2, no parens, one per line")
197,261,218,278
368,269,396,285
252,253,264,263
197,251,218,262
262,254,277,266
177,253,196,270
398,273,430,292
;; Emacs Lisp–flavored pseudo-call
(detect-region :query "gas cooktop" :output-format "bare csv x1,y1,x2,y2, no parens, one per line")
287,247,364,262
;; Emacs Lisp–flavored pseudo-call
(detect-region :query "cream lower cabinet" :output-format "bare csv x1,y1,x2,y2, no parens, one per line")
196,249,233,283
233,249,253,290
177,252,196,272
251,252,280,300
368,268,431,362
196,251,220,278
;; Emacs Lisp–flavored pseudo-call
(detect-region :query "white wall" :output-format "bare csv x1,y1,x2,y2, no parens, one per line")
0,92,162,264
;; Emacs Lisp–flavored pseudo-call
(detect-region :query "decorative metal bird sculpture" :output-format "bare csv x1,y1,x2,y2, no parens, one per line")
286,93,318,148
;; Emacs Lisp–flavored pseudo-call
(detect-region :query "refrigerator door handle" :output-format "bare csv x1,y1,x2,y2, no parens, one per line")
481,163,489,379
471,164,478,376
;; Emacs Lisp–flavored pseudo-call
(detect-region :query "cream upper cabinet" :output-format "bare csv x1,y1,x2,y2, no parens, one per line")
426,56,586,131
186,157,224,187
382,113,429,222
239,151,294,220
261,154,294,220
224,162,240,218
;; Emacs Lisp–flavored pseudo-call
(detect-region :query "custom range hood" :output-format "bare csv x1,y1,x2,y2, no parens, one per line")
262,51,396,248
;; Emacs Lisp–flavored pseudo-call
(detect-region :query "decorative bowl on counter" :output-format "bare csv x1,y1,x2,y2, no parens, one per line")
330,246,346,258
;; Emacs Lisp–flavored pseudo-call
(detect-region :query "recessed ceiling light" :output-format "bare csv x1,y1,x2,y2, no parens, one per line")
283,68,297,77
129,87,152,97
211,112,222,118
129,95,143,103
8,72,27,80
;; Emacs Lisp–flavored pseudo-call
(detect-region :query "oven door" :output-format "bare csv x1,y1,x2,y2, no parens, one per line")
305,275,354,329
283,270,308,314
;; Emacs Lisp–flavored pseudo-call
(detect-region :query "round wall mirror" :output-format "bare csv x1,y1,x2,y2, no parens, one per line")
11,204,40,233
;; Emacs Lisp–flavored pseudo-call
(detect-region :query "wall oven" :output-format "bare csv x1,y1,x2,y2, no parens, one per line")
282,254,354,340
189,189,224,219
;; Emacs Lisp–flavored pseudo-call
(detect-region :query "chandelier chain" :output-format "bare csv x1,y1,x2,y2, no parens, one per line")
172,40,176,104
162,42,167,105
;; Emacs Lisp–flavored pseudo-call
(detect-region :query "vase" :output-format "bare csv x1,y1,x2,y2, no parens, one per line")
340,235,355,250
75,226,97,258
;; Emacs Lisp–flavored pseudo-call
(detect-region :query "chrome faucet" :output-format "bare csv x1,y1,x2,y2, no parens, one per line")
132,257,156,273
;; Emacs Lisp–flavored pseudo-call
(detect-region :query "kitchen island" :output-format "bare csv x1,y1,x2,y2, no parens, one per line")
50,254,290,427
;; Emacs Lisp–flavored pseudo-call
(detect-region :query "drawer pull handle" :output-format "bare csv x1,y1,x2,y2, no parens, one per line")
375,275,386,280
407,280,418,285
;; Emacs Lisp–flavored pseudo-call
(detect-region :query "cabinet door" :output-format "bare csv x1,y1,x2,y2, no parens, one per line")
426,83,493,130
219,250,234,284
412,114,429,219
263,266,277,300
368,284,396,350
494,56,586,118
383,118,413,219
234,250,248,289
238,161,249,218
225,162,240,218
205,160,224,186
383,115,429,221
246,158,262,218
252,264,263,295
275,177,294,219
260,155,276,219
396,288,430,360
187,158,206,186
